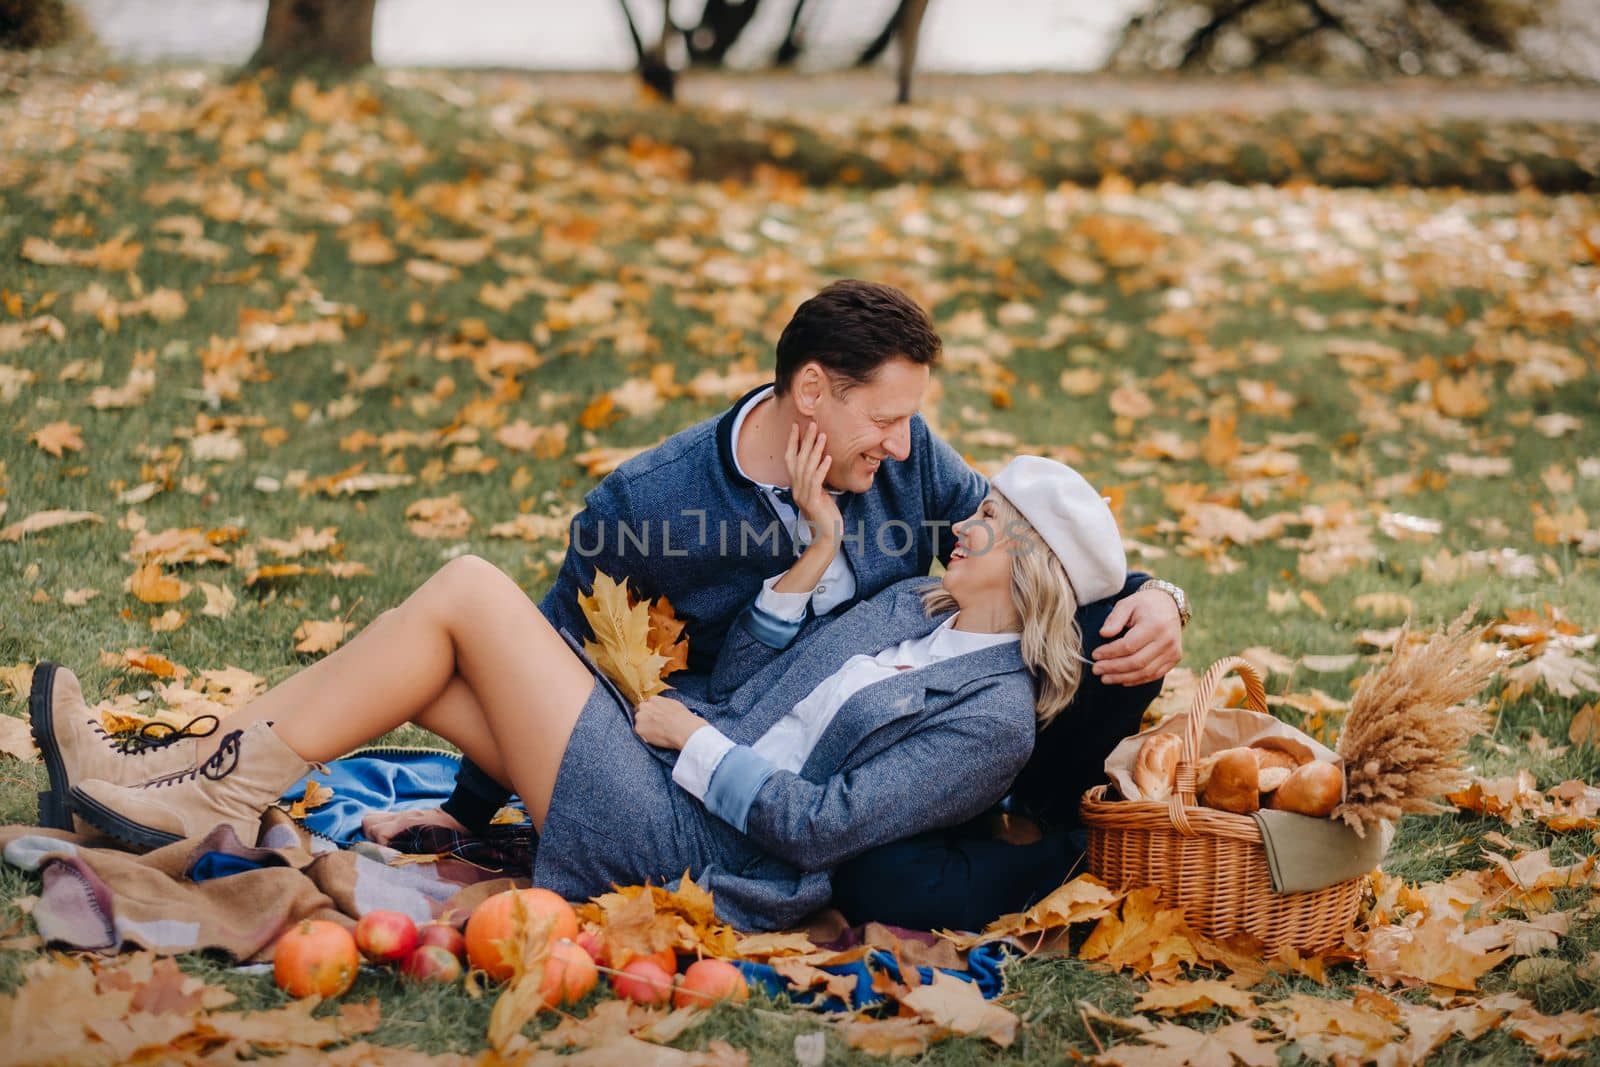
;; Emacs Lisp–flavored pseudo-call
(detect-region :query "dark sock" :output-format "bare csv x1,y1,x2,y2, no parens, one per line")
440,787,499,836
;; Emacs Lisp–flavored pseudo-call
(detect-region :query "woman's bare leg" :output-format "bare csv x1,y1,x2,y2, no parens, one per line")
363,676,508,843
198,555,592,830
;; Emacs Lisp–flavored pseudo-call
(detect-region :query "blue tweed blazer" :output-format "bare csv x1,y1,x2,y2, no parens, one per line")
669,576,1038,929
538,386,988,675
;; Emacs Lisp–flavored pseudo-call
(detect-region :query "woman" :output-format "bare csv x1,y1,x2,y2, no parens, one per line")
32,436,1126,930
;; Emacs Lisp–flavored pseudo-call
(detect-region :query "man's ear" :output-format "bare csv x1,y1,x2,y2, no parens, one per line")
793,362,825,416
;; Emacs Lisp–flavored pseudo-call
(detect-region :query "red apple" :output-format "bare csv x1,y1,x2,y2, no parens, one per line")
402,944,463,983
355,910,419,964
574,928,607,967
616,944,677,975
612,958,674,1006
416,922,467,963
673,959,748,1009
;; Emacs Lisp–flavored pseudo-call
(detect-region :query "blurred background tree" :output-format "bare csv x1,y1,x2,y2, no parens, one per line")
616,0,930,102
0,0,80,49
1108,0,1583,78
252,0,375,69
10,0,1591,87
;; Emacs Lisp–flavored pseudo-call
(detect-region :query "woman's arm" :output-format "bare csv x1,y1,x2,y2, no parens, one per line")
706,423,844,702
701,683,1037,872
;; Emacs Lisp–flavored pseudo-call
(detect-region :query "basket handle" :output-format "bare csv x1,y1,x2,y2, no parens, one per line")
1167,656,1268,835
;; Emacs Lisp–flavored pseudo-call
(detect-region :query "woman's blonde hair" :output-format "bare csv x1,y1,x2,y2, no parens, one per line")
922,492,1084,727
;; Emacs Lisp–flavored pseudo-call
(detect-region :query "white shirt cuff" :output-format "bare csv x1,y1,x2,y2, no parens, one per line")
755,573,813,622
671,726,737,801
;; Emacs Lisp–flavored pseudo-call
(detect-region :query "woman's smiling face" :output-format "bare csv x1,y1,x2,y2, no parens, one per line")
942,494,1020,604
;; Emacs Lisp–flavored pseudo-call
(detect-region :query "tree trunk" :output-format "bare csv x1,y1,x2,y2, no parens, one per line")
616,0,677,101
685,0,765,67
894,0,929,104
251,0,376,69
856,0,908,67
774,0,813,66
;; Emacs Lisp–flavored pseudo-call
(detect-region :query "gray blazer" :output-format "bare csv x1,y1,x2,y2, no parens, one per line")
675,577,1038,928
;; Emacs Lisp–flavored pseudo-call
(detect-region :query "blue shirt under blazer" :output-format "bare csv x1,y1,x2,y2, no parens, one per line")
530,577,1037,931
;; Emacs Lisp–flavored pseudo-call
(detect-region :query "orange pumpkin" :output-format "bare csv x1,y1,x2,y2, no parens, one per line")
273,919,360,998
465,888,579,981
673,958,748,1009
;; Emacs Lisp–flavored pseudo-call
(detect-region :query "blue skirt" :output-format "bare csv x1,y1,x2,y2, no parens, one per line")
531,657,760,902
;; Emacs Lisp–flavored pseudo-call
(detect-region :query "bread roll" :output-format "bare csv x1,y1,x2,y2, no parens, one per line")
1266,760,1344,817
1200,747,1260,814
1258,766,1292,793
1252,747,1300,774
1132,732,1182,802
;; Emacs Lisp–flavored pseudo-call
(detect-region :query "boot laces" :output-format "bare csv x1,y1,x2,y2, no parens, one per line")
108,715,220,755
148,729,243,788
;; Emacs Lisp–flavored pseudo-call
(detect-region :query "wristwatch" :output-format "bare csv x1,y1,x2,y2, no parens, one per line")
1142,578,1191,628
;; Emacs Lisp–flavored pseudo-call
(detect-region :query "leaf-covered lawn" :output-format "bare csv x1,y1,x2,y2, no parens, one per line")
1,54,1598,1063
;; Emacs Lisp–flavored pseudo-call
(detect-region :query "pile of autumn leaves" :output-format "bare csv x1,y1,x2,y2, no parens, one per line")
6,839,1596,1064
934,839,1600,1064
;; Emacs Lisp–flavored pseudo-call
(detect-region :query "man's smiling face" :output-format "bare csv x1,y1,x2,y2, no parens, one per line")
806,357,929,493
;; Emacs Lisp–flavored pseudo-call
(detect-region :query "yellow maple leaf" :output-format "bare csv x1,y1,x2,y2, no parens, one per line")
294,619,353,655
1570,703,1599,746
29,421,84,458
489,806,528,826
128,564,189,605
1058,367,1103,396
1433,370,1492,419
579,572,670,704
577,393,620,431
901,972,1018,1047
840,1017,937,1057
1134,979,1257,1016
197,581,236,618
1079,886,1200,980
574,445,650,479
646,596,690,678
105,648,187,680
287,779,334,820
245,563,320,587
0,509,102,543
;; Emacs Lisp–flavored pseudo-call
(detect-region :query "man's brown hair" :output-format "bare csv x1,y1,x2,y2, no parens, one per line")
773,280,941,396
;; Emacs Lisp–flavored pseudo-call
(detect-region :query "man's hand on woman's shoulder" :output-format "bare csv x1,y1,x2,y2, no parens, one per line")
1090,583,1185,686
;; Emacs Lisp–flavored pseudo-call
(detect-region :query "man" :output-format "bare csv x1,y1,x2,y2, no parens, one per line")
370,279,1186,929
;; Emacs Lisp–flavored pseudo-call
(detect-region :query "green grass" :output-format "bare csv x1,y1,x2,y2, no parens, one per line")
0,55,1598,1062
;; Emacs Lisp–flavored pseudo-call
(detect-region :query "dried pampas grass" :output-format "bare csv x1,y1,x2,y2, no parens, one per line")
1334,611,1500,836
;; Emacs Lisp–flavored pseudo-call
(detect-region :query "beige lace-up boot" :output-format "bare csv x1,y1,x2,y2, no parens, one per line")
70,720,313,852
30,663,216,830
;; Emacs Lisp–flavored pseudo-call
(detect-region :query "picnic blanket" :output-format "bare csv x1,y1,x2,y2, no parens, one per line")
0,750,1013,1007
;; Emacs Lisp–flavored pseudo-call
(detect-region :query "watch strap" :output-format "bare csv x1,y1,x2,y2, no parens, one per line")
1142,578,1191,628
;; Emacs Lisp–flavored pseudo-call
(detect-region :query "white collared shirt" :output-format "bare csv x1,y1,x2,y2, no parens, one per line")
672,614,1019,799
728,386,856,617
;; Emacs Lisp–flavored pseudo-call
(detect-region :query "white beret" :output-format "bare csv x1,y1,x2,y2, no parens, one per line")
990,456,1127,605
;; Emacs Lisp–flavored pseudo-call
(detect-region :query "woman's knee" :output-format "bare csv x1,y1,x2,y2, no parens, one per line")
437,553,506,588
427,555,523,610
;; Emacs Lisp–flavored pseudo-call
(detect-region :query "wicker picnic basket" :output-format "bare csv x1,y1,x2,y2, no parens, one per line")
1079,656,1365,955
